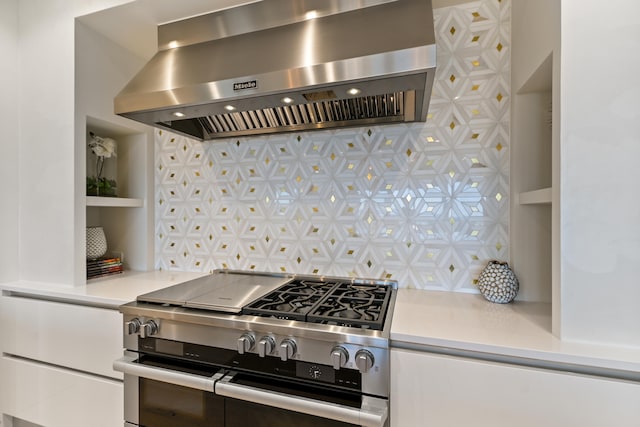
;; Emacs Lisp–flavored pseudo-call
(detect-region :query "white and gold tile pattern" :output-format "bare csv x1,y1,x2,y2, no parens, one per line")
155,0,510,291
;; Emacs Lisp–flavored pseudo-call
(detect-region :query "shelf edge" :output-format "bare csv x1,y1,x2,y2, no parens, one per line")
86,196,144,208
519,188,552,205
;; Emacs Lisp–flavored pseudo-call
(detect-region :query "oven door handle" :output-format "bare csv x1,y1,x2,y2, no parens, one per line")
113,356,222,392
215,373,388,427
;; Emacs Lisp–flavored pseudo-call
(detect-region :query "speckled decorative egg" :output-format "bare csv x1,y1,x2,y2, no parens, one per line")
477,260,519,303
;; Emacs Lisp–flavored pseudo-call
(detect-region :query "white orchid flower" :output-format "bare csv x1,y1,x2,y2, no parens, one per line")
89,133,117,158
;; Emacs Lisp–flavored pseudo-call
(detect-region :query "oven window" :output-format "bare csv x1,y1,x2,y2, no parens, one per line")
140,378,225,427
137,356,225,427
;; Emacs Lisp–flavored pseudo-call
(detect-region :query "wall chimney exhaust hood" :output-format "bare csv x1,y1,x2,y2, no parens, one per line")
114,0,437,141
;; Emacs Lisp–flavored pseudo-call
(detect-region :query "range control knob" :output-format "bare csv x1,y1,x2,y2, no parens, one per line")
279,338,297,362
330,346,349,370
258,336,276,358
140,320,159,339
355,349,375,374
237,333,255,355
125,318,142,335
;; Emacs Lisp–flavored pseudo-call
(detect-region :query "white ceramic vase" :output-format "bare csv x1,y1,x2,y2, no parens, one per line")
86,226,107,260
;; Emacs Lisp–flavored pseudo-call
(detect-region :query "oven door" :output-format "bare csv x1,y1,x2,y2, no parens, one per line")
114,354,226,427
216,371,388,427
114,355,388,427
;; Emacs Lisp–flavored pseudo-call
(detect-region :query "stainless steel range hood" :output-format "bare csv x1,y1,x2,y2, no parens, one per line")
114,0,436,141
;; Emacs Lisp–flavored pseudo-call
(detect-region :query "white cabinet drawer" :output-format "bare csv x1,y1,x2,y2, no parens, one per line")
0,295,122,379
1,355,123,427
391,349,640,427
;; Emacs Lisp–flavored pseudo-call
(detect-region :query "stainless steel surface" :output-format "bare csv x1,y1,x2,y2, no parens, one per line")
125,318,141,335
279,338,297,361
355,349,375,374
122,351,140,426
216,373,389,427
114,0,436,140
331,345,349,370
139,319,158,338
137,271,291,313
113,355,222,392
120,310,392,397
237,332,255,354
258,335,276,357
119,270,397,399
157,0,399,50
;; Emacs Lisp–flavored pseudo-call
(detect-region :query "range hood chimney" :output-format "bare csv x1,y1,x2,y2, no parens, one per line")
114,0,437,141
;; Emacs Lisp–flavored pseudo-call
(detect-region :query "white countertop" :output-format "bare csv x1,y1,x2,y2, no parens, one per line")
0,270,208,307
391,288,640,374
2,272,639,374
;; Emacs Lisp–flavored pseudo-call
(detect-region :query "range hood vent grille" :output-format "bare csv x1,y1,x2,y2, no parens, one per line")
164,92,407,139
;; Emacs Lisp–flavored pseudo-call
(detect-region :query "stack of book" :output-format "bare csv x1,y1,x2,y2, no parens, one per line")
87,256,123,280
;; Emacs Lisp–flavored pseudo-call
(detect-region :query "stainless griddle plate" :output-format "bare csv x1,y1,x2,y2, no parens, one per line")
137,272,291,313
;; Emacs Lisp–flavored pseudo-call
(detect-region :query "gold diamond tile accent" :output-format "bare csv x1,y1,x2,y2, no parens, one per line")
496,93,504,102
450,74,456,83
497,42,503,52
471,11,487,22
450,26,456,35
496,143,503,151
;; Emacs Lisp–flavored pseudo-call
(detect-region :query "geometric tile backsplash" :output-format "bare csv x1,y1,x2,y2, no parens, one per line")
155,0,510,291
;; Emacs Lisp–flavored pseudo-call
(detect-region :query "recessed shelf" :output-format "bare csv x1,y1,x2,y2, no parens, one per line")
86,196,144,208
519,187,552,205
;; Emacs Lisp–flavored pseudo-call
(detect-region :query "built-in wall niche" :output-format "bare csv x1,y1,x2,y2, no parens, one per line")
85,115,153,275
510,52,554,303
86,116,145,204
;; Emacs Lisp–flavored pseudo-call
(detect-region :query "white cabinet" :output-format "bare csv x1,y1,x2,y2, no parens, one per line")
390,348,640,427
1,357,122,427
0,293,124,427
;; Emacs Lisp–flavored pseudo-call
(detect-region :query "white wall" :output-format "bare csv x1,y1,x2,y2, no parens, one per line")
0,0,19,283
561,0,640,347
16,0,132,285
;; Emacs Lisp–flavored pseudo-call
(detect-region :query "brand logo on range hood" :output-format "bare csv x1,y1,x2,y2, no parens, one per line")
233,80,257,91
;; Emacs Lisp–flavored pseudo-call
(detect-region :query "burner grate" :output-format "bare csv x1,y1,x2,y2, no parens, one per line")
307,283,391,330
243,280,392,330
242,280,340,321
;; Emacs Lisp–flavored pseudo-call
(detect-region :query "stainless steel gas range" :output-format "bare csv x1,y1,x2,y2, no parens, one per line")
114,270,397,427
